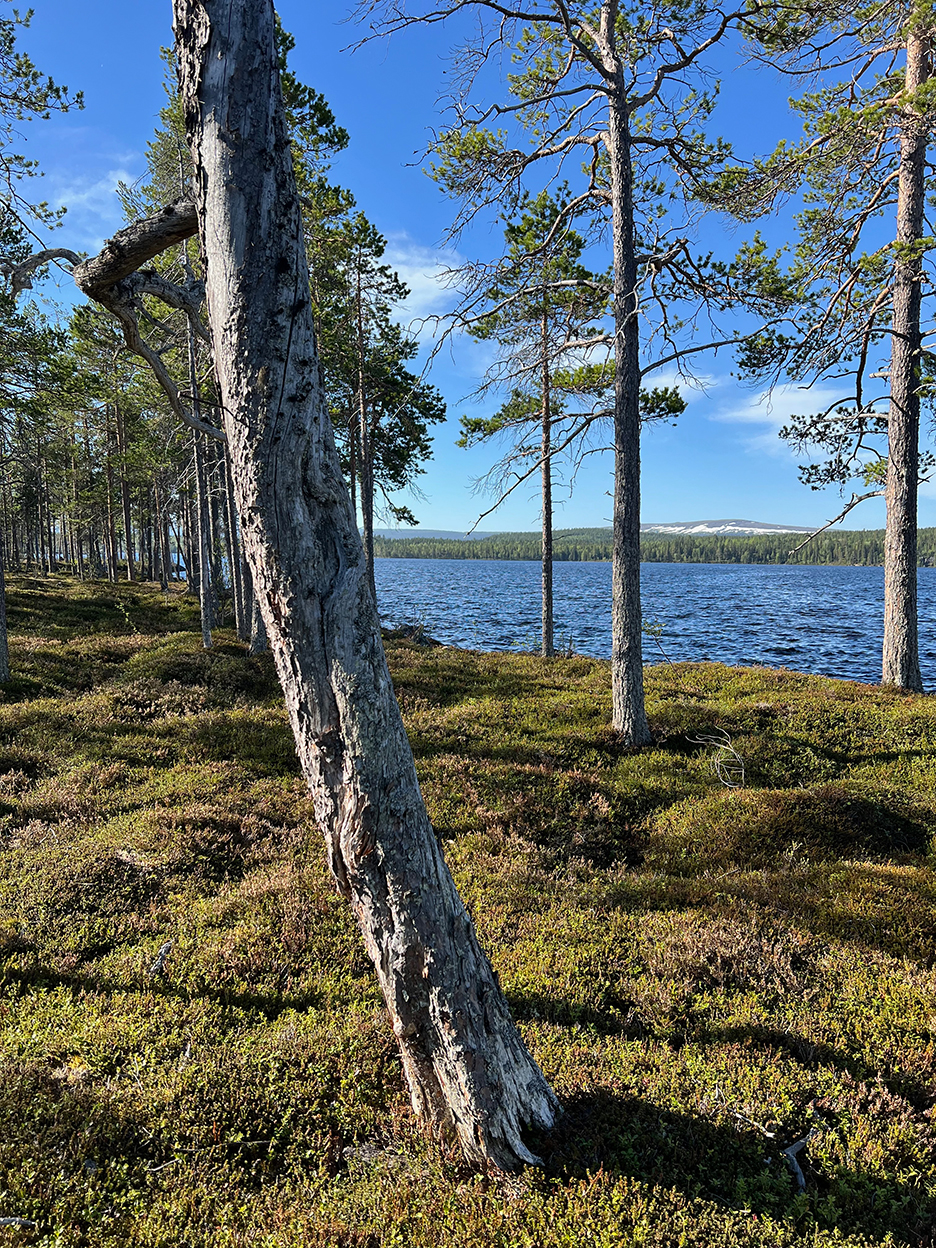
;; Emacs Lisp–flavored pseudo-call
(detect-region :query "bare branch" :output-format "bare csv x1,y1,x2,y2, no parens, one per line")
787,489,884,556
0,247,81,295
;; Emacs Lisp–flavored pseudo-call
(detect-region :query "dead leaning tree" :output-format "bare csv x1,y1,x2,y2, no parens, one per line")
4,0,558,1171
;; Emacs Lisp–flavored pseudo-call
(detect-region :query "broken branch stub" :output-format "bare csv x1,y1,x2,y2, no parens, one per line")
71,199,198,298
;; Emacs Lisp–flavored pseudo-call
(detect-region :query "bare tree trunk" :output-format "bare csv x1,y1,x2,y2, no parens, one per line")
248,585,268,655
605,49,651,745
0,543,9,683
193,430,214,649
115,402,135,581
183,489,197,596
155,478,170,592
540,307,554,658
882,28,929,692
222,444,248,640
348,411,357,521
173,0,557,1169
104,430,119,583
35,443,47,574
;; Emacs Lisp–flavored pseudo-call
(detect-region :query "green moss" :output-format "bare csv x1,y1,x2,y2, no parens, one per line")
1,576,935,1245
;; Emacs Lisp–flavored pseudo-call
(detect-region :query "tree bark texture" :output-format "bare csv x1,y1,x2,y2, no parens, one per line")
356,266,377,600
72,200,197,298
882,28,930,692
115,403,135,581
604,52,651,745
172,0,558,1169
541,307,554,658
0,545,10,684
192,429,214,649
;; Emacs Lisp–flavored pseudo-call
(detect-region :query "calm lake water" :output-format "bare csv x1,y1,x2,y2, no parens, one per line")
374,557,936,686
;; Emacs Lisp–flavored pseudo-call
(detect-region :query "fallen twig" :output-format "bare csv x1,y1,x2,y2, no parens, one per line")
0,1217,37,1229
687,728,746,788
782,1127,820,1192
149,940,173,977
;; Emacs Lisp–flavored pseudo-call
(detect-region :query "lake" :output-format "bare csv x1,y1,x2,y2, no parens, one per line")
374,557,936,686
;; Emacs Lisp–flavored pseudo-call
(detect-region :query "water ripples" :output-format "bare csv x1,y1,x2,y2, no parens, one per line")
374,557,936,686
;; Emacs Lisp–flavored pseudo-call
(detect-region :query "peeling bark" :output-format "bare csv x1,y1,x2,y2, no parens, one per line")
172,0,557,1169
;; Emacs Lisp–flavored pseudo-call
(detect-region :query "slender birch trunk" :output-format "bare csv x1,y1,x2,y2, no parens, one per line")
173,0,558,1169
882,28,929,691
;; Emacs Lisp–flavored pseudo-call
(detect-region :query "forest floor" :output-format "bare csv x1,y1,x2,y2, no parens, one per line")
1,575,935,1247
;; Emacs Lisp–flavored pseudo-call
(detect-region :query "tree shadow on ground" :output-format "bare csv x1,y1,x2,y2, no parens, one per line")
532,1085,935,1247
0,954,323,1025
6,580,199,639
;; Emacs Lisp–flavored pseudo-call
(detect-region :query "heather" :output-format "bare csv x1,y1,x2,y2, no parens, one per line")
1,575,934,1246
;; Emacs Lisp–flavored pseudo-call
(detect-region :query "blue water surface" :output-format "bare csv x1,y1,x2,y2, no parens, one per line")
373,557,936,686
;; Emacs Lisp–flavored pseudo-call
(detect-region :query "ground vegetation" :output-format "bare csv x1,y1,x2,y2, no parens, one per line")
1,576,935,1243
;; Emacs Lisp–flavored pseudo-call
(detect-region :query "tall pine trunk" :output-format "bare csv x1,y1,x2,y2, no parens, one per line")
115,403,135,581
173,0,558,1169
605,54,651,745
540,306,554,658
0,541,9,683
882,28,929,691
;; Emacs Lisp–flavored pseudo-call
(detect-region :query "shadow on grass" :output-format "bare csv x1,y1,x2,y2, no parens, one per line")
6,579,200,639
535,1086,935,1247
0,956,322,1025
696,1022,936,1113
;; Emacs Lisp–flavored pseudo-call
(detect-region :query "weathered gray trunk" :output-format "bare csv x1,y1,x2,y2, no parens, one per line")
882,29,929,692
172,0,557,1168
222,444,249,641
604,38,651,745
189,328,214,648
356,267,377,599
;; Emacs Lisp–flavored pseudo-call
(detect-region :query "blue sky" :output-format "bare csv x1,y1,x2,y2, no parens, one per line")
14,0,925,533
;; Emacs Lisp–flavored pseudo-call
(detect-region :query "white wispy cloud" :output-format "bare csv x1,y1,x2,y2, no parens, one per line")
44,163,139,253
384,234,463,329
711,382,848,458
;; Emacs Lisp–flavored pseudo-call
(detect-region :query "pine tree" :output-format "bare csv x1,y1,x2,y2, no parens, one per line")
370,0,793,743
719,0,935,690
457,189,610,655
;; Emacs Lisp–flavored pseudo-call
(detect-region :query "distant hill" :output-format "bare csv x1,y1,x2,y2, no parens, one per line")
373,528,498,541
375,520,812,541
641,519,812,536
371,525,936,566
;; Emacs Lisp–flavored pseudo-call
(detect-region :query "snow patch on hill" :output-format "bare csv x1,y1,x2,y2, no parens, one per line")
640,518,812,536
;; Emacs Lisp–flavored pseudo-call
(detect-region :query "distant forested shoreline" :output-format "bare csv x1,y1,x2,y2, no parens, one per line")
373,527,936,566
